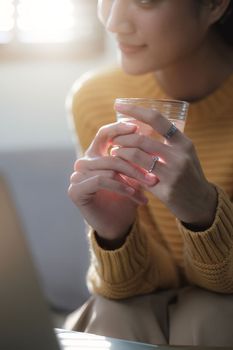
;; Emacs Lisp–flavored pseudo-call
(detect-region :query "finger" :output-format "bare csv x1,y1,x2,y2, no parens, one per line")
74,156,157,186
111,147,166,179
114,103,182,143
68,175,148,205
113,133,169,159
70,170,149,204
87,122,137,156
71,167,146,194
116,175,149,204
117,172,160,192
70,170,116,184
113,127,201,179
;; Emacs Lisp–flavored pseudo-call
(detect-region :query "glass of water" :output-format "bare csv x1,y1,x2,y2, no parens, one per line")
115,98,189,138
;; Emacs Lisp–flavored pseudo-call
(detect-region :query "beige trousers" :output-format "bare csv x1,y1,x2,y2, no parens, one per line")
65,287,233,347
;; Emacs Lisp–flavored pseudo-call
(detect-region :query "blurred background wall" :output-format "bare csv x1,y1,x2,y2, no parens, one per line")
0,0,117,313
0,35,116,151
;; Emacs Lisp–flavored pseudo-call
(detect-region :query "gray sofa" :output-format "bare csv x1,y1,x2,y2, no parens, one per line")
0,147,90,312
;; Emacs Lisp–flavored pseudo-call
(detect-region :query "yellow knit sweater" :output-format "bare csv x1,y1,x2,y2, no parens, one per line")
69,66,233,299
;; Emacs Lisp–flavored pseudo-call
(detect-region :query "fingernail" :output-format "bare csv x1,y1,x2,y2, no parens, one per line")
120,122,136,128
110,146,119,156
145,173,157,184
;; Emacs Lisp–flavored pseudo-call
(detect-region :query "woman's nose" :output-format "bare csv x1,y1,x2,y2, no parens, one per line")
99,0,134,34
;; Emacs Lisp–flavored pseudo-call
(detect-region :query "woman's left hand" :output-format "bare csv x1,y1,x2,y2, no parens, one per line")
113,103,217,230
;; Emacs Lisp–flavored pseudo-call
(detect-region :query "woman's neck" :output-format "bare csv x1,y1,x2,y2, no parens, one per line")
154,34,233,102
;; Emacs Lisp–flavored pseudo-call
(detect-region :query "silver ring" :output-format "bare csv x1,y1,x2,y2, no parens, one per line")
148,156,159,173
164,123,178,139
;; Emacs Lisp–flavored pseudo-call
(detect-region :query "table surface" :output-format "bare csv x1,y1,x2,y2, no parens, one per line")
55,329,230,350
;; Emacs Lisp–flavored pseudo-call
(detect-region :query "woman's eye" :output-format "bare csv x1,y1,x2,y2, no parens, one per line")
135,0,157,7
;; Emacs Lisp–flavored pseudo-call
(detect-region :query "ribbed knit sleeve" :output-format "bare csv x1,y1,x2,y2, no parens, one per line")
87,216,179,299
177,186,233,293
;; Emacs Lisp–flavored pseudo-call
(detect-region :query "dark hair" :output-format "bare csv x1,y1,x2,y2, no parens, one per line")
215,0,233,45
200,0,233,46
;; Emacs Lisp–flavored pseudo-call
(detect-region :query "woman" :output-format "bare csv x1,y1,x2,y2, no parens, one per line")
66,0,233,346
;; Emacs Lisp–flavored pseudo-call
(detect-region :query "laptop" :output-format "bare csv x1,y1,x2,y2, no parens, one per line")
0,174,62,349
0,175,157,350
0,175,228,350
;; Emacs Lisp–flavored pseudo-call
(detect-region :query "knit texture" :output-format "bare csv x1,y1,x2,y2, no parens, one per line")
69,66,233,298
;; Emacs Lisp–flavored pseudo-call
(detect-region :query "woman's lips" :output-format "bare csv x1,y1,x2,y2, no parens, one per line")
118,42,147,54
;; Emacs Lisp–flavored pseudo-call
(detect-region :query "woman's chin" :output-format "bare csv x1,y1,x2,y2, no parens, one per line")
118,53,155,76
119,58,151,76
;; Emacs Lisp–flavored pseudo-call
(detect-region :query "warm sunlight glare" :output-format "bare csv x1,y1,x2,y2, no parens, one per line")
17,0,75,42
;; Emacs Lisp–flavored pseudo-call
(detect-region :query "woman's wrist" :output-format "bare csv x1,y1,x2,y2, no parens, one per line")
182,183,218,232
94,225,133,250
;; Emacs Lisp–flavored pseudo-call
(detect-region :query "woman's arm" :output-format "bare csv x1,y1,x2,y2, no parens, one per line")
178,186,233,293
112,102,233,294
87,213,179,299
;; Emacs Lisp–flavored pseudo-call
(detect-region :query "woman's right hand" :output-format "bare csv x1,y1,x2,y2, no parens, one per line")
68,122,156,244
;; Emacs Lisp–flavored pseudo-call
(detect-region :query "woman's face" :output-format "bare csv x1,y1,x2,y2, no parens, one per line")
98,0,210,75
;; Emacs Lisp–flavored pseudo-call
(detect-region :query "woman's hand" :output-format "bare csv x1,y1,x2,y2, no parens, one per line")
68,122,157,244
113,103,217,230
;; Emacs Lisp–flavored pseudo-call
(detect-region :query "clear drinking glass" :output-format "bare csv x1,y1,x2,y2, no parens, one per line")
115,98,189,138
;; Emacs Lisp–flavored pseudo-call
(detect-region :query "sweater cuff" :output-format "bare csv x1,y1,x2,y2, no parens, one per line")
88,218,149,284
177,186,233,264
